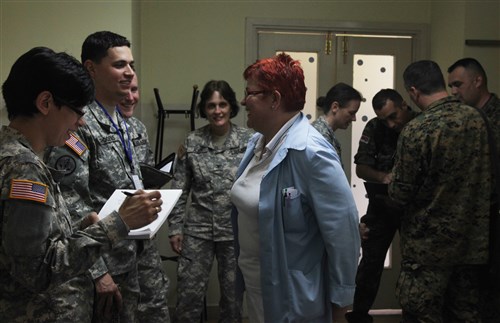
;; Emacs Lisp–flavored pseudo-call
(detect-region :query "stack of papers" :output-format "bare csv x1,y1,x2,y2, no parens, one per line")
98,189,182,239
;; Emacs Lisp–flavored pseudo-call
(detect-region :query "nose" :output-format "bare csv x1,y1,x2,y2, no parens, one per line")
240,97,247,106
450,87,458,96
125,64,135,77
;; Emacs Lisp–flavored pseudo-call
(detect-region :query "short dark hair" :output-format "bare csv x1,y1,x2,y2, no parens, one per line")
316,82,362,114
403,60,446,95
2,47,94,120
447,57,488,86
81,31,130,63
197,80,240,119
372,89,404,111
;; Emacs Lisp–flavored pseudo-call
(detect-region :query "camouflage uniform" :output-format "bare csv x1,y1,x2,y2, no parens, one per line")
0,126,128,322
480,93,500,323
126,116,170,322
168,124,252,323
348,113,415,323
311,115,342,159
389,97,491,322
45,102,145,322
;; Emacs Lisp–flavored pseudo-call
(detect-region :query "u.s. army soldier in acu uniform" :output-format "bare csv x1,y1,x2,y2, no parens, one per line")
1,47,160,322
346,89,417,323
119,75,170,322
390,60,492,322
45,31,168,323
169,80,253,322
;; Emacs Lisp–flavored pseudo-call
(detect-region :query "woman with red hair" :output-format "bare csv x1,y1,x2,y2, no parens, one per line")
231,53,360,322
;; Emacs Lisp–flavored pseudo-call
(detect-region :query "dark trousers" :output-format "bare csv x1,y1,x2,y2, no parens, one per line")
347,198,402,323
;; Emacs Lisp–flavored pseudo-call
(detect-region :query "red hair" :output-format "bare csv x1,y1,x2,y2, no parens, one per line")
243,53,306,112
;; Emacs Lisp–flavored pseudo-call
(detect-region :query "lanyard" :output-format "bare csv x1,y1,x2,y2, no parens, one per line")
96,100,134,167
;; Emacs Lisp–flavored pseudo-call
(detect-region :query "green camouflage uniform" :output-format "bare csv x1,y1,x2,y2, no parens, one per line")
480,93,500,323
45,101,146,322
389,96,491,322
0,126,128,322
168,124,252,322
126,115,170,322
311,115,342,159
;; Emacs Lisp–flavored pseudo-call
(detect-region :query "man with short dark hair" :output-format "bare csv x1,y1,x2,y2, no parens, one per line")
346,89,417,323
448,57,500,323
45,31,169,322
389,60,491,321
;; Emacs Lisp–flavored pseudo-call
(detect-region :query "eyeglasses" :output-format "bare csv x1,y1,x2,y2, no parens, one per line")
65,105,86,118
244,90,267,98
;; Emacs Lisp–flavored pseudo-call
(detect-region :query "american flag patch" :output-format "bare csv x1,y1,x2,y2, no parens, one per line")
65,133,87,156
9,179,48,203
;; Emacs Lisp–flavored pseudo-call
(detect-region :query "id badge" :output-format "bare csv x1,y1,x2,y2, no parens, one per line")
132,174,144,190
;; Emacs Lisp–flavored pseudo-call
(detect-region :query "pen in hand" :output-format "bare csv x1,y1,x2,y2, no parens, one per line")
122,191,136,197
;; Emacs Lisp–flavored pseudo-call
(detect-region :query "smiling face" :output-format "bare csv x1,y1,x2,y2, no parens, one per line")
41,92,86,147
119,75,139,118
331,99,360,130
85,46,135,106
204,91,232,134
241,77,273,133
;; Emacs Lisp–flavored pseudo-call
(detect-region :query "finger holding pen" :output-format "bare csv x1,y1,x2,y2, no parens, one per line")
118,190,163,229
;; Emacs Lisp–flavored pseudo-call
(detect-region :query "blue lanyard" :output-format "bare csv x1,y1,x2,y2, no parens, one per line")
96,100,134,167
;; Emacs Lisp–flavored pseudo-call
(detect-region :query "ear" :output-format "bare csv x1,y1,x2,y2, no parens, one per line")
35,91,53,116
84,60,96,78
474,75,484,88
330,101,340,114
271,90,282,107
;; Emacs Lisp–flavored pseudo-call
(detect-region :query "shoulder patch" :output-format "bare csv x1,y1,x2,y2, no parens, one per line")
359,135,370,144
9,179,48,203
65,133,87,156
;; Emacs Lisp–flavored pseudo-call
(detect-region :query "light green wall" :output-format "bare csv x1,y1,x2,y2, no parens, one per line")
1,0,499,312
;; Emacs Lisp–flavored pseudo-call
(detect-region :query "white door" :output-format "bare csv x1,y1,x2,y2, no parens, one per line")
257,31,414,310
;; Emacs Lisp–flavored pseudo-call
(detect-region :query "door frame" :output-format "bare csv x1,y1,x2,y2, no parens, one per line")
244,17,429,67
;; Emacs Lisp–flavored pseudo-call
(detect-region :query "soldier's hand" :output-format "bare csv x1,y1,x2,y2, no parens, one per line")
80,212,100,229
359,223,370,241
169,234,183,254
118,190,162,229
94,273,122,320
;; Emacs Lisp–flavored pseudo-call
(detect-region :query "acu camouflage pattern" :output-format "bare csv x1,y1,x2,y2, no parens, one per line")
173,236,241,323
311,115,342,159
389,96,491,266
0,126,128,322
168,123,253,241
127,116,155,166
169,123,252,322
44,101,145,322
126,116,170,322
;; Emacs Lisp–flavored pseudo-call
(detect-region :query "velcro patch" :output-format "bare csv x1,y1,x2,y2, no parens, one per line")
359,135,370,144
9,179,48,203
65,133,87,156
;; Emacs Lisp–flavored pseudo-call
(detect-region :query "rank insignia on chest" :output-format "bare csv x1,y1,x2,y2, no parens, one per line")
65,133,87,156
9,179,48,203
